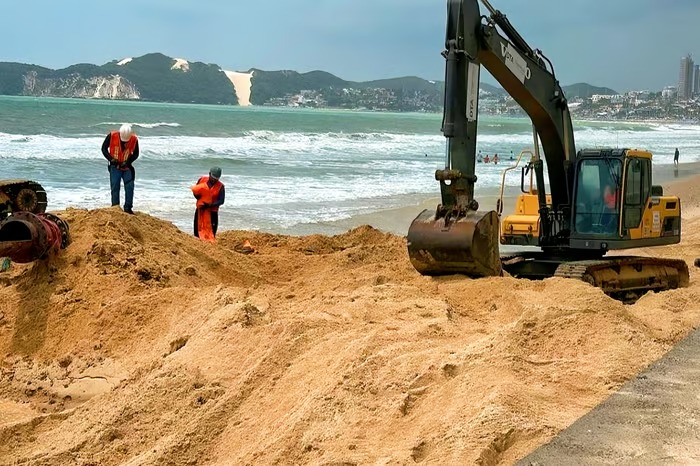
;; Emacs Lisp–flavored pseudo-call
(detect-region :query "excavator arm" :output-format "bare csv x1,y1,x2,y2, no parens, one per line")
408,0,576,275
444,0,576,216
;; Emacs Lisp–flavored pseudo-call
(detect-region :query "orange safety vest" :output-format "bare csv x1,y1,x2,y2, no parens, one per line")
109,131,138,164
191,176,224,243
193,176,223,212
604,186,618,209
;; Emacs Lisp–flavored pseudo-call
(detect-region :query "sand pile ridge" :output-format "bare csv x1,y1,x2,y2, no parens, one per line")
1,196,700,464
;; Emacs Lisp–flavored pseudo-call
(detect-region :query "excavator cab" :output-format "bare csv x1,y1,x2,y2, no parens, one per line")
569,148,680,251
499,148,682,251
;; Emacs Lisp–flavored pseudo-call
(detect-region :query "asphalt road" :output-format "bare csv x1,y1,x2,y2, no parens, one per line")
518,326,700,465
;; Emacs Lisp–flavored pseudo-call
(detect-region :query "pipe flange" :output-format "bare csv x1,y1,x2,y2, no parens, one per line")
42,213,71,249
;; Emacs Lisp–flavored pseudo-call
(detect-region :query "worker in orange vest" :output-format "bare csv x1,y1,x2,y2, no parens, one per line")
602,183,620,233
604,184,618,209
101,123,139,214
191,167,225,242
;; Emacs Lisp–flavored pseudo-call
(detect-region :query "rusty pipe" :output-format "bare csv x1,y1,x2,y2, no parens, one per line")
0,212,70,263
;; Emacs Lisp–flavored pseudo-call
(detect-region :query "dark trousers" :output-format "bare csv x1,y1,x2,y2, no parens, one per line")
194,209,219,237
109,166,134,210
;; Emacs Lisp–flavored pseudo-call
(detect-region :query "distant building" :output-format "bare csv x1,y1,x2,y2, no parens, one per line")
662,86,677,99
678,54,694,101
591,94,622,103
694,64,700,96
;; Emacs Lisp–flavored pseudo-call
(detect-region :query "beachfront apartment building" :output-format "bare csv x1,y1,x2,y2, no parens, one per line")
678,54,694,101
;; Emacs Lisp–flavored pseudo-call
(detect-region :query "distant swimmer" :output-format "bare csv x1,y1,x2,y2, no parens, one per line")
510,150,514,161
191,167,225,243
484,154,490,163
101,123,139,214
674,147,680,165
493,153,499,164
477,151,483,163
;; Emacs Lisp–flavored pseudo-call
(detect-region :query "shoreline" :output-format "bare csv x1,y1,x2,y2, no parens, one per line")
2,95,699,126
315,161,700,238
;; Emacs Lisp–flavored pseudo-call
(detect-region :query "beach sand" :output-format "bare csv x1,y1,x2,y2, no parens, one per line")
223,70,254,106
1,166,700,464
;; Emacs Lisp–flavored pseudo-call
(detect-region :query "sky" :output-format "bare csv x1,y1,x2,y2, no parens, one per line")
1,0,699,92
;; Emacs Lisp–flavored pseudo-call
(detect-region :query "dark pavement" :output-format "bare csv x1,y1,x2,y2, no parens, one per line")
518,326,700,465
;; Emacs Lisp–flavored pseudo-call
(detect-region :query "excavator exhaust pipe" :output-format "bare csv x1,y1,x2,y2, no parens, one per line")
0,212,70,263
407,208,502,276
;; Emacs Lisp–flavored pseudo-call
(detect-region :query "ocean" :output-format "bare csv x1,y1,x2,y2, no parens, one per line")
1,95,699,236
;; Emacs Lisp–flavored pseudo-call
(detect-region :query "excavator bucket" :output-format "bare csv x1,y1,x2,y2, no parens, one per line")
407,209,502,276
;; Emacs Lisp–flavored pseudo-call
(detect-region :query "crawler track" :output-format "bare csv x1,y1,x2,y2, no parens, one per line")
553,257,689,303
0,180,48,218
501,253,689,303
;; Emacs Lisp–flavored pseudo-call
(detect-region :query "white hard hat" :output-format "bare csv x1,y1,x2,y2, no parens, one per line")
119,123,133,142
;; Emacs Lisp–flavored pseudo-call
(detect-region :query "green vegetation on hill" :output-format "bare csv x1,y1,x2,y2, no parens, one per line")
563,83,618,99
101,53,237,104
0,53,623,110
249,69,347,105
0,53,238,105
250,71,445,111
0,63,48,95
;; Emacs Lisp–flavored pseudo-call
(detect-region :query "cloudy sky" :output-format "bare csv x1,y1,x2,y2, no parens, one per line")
2,0,699,92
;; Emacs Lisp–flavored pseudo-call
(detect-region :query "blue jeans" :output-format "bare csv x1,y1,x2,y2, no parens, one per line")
109,166,134,210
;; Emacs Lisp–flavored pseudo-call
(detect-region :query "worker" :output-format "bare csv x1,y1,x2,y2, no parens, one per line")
604,184,618,209
191,167,225,242
602,183,620,233
101,123,139,214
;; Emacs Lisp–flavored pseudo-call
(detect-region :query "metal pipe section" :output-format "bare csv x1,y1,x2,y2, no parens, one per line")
0,212,70,263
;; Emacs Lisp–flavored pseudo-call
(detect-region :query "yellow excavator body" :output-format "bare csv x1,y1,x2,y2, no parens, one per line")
500,192,550,246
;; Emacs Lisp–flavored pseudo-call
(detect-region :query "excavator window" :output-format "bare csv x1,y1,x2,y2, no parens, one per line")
622,158,650,230
574,158,622,235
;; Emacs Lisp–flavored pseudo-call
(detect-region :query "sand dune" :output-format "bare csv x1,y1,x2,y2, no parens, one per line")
224,70,253,106
1,175,700,464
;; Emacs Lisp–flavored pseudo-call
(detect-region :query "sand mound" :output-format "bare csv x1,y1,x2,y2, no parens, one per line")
1,203,700,465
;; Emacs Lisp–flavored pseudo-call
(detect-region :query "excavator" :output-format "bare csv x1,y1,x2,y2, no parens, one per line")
407,0,689,302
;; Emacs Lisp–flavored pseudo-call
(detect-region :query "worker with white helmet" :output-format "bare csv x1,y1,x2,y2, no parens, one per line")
101,123,140,214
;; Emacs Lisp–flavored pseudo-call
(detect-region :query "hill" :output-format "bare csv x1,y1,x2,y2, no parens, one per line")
0,53,620,109
563,82,618,99
0,54,238,105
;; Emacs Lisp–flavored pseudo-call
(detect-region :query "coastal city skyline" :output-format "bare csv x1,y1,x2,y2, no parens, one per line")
677,54,700,100
1,0,699,93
